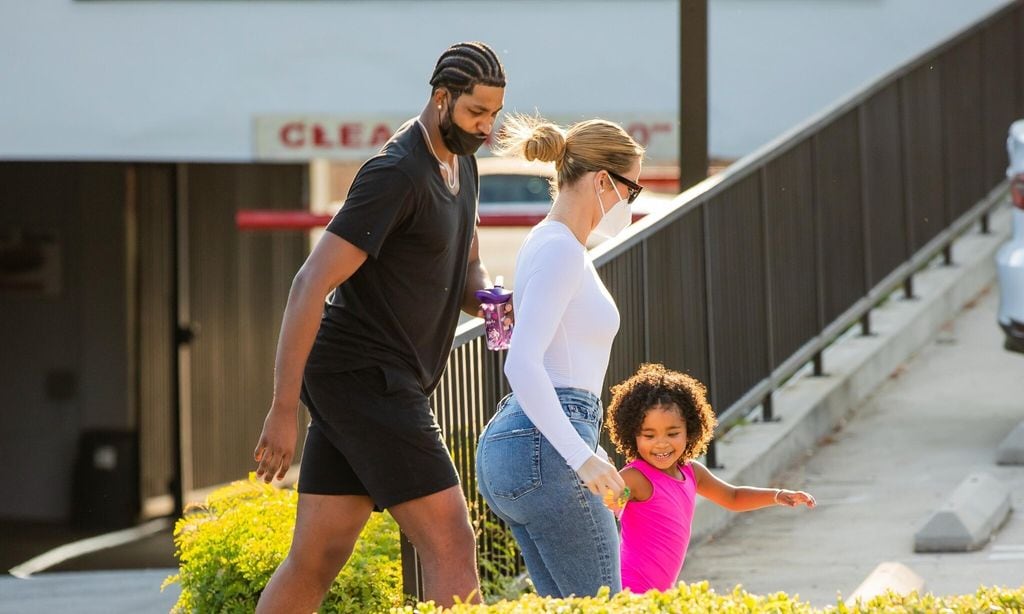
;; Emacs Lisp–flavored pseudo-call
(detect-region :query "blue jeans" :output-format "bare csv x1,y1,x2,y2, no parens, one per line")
476,388,620,597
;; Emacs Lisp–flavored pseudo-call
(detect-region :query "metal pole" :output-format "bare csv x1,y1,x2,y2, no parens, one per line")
679,0,709,191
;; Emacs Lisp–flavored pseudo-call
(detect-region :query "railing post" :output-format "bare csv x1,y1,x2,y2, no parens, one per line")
813,351,825,377
860,311,873,337
761,392,776,423
401,532,423,603
706,439,722,469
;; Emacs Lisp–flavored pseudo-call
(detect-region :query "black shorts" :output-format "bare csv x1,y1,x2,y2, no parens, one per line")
297,365,459,511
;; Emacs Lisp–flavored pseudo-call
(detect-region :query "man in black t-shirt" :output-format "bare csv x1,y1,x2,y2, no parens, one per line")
253,42,506,611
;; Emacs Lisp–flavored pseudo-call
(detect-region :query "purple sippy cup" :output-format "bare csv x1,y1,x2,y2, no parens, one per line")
475,275,513,351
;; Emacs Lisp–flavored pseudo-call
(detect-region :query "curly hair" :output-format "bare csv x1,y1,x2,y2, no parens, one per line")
606,363,718,462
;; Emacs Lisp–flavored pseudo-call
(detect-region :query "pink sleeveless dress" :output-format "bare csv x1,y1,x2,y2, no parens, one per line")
619,459,697,593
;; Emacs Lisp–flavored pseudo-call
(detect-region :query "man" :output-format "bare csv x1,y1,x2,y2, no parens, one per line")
252,42,506,611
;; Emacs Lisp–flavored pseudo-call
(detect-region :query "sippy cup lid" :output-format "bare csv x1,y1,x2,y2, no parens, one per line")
475,275,513,304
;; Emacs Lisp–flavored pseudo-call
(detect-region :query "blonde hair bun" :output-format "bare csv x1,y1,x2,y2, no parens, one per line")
493,114,643,198
522,123,566,163
493,114,566,164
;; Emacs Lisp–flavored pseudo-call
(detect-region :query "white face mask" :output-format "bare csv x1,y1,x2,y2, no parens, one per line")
589,175,632,243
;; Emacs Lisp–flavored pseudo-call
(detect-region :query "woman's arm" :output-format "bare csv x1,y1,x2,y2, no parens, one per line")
503,233,624,496
502,236,592,468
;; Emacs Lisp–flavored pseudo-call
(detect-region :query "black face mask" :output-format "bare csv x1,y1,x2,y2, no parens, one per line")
439,96,487,156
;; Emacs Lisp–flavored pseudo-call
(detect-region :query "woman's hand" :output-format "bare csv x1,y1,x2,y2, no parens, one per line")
576,453,626,499
253,405,299,483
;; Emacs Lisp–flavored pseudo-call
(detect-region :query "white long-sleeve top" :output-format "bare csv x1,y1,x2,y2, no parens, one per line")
503,221,621,470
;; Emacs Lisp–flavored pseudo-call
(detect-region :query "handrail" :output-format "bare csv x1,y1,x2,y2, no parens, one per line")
410,1,1023,598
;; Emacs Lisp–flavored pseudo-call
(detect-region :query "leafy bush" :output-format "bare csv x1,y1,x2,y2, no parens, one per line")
163,474,402,613
468,502,529,603
396,582,1024,613
163,476,1023,613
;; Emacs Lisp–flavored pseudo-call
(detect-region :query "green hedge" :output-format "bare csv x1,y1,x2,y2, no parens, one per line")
399,583,1024,613
162,474,403,613
163,476,1022,613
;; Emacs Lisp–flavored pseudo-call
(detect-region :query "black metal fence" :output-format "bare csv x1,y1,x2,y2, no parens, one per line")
404,0,1024,599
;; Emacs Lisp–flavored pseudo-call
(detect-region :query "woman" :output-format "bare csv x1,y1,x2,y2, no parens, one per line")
475,115,645,597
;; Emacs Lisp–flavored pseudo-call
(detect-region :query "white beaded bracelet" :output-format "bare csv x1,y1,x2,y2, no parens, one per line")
773,489,783,504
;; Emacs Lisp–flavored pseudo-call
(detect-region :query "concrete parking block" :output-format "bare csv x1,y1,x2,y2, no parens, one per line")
996,421,1024,465
913,472,1012,552
846,562,924,605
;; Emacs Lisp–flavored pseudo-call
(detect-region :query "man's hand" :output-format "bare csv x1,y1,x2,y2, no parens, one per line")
253,406,299,483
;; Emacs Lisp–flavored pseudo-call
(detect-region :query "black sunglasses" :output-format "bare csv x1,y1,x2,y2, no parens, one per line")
607,171,644,204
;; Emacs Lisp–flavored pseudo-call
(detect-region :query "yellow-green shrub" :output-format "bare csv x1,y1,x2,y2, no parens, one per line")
163,474,402,613
163,476,1023,614
395,582,1024,613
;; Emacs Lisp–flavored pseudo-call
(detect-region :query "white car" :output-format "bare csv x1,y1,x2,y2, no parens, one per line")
998,120,1024,354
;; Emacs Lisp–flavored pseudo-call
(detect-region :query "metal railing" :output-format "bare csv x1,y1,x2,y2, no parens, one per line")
403,0,1024,600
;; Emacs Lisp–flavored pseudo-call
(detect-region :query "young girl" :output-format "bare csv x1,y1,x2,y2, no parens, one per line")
605,363,815,594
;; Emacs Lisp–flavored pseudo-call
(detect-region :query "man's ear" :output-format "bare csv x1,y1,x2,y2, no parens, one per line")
432,88,447,109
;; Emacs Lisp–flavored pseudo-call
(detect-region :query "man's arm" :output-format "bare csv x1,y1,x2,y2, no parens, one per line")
254,233,368,482
461,226,492,315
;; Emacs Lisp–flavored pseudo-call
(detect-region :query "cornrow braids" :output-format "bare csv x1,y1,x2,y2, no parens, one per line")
429,41,506,98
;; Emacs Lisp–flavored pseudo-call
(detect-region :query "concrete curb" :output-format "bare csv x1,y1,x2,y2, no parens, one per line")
995,421,1024,465
689,201,1014,547
913,472,1013,552
845,562,924,606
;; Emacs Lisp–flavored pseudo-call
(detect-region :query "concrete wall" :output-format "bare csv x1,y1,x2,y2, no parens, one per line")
0,0,1013,161
709,0,1014,157
0,164,130,521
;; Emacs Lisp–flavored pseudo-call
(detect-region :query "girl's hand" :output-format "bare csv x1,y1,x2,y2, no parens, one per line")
603,486,631,517
775,489,816,508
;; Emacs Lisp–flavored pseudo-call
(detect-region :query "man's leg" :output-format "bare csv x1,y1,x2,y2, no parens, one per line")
389,485,481,607
255,493,374,614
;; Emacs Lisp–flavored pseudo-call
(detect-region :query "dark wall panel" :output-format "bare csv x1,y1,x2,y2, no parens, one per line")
940,36,985,218
764,142,819,367
861,83,909,287
185,163,307,490
815,112,866,323
136,164,176,501
646,208,709,385
706,174,769,411
902,63,947,251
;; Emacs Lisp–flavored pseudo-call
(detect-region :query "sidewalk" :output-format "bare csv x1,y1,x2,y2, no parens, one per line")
1,209,1020,612
0,570,179,614
683,283,1024,607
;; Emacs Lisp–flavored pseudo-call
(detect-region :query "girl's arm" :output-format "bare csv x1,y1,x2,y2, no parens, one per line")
604,466,652,515
691,461,815,511
621,467,653,502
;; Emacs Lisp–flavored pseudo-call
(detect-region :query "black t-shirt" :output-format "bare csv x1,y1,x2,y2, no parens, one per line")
305,119,478,394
